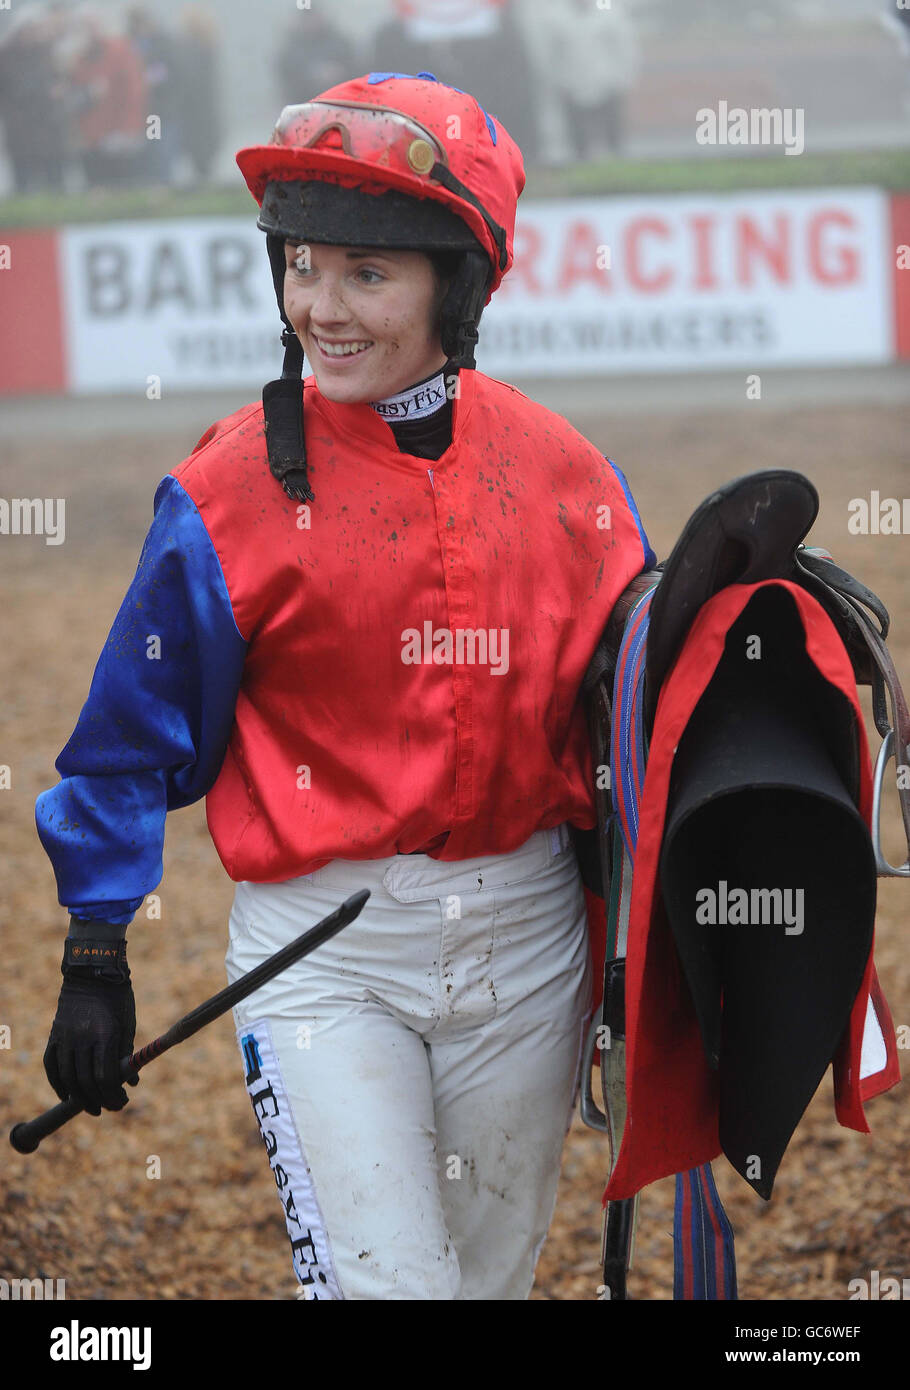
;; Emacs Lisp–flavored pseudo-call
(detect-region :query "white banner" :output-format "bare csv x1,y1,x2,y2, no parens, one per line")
476,188,892,375
59,188,892,395
61,217,284,395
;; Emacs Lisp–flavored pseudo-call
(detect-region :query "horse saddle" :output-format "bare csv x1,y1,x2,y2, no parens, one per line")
585,470,907,1200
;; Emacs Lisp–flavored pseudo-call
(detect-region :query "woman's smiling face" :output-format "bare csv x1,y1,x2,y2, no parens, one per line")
283,241,450,404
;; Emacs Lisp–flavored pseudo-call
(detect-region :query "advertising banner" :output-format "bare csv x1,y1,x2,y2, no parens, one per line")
0,187,903,396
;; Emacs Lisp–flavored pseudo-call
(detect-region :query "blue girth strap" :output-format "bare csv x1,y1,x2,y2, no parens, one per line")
610,588,737,1301
673,1163,738,1300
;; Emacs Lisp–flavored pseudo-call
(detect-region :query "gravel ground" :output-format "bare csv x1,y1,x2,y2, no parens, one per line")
1,393,908,1301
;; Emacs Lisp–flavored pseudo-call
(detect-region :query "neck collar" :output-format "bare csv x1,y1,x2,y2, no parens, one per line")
309,365,475,459
369,366,450,422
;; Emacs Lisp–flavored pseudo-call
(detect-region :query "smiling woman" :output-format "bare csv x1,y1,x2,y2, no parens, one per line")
281,241,452,405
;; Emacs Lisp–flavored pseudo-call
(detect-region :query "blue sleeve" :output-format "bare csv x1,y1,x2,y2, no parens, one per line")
605,456,657,571
35,475,248,926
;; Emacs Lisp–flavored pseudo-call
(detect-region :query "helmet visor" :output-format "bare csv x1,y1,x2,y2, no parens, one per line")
272,100,449,181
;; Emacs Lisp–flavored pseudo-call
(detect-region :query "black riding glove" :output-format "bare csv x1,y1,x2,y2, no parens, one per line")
43,920,139,1116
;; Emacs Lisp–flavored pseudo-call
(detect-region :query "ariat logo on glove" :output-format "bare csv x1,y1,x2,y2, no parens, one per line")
62,938,129,980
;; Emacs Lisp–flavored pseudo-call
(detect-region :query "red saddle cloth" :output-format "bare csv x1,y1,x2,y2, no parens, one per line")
605,578,901,1202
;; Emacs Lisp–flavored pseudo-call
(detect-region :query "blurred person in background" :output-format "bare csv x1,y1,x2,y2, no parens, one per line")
880,0,910,115
66,7,148,190
516,0,642,164
880,0,910,52
372,0,539,162
178,5,220,183
274,9,356,109
0,5,68,194
127,7,184,186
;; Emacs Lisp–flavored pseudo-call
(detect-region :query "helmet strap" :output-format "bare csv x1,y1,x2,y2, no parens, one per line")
429,162,508,272
440,250,491,370
262,236,314,503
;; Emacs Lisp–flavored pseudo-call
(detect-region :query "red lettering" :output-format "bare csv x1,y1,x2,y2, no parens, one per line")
625,217,672,293
808,209,859,285
688,215,719,291
556,221,612,294
735,214,791,286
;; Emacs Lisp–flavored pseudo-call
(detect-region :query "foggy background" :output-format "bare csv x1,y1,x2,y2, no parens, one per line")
1,0,908,198
2,0,910,1312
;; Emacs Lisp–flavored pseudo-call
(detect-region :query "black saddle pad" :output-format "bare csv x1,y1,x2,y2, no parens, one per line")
658,587,875,1199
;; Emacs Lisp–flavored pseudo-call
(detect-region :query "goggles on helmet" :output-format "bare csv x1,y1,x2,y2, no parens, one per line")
266,99,508,272
274,100,447,175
